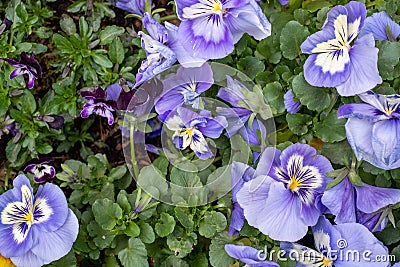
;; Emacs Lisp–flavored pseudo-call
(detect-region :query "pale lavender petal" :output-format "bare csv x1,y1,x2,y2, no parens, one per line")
355,182,400,213
284,90,301,114
371,119,400,170
338,103,387,122
311,216,342,252
344,118,375,165
254,146,281,178
142,13,168,43
334,223,389,267
197,116,227,138
30,209,78,264
224,0,271,43
344,1,366,41
359,11,400,41
224,244,279,267
336,34,382,96
178,16,234,59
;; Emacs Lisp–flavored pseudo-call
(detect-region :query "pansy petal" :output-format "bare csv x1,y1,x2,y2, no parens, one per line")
355,182,400,213
321,177,357,224
338,103,386,122
334,223,389,267
371,119,400,170
30,209,78,264
142,13,168,43
344,1,366,42
224,244,279,267
312,216,342,252
254,147,280,178
178,16,234,59
0,220,33,257
197,116,227,138
155,91,185,115
359,11,400,41
10,250,45,267
228,202,245,236
224,1,271,43
9,68,28,80
336,34,382,96
32,183,69,232
166,22,208,67
344,118,374,164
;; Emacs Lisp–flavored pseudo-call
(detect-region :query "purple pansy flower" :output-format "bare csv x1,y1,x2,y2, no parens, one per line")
338,91,400,170
160,106,227,159
284,90,301,114
359,11,400,42
322,176,400,232
175,0,271,59
224,244,279,267
229,162,255,235
281,216,389,267
155,63,213,116
135,13,207,87
35,115,64,130
216,76,268,160
278,0,289,5
301,1,382,96
2,53,42,89
23,158,56,183
111,0,152,15
236,144,333,242
80,87,116,125
0,175,79,267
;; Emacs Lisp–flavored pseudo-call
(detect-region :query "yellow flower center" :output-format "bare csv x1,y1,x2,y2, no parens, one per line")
24,213,33,223
289,176,301,191
322,256,332,266
385,108,394,115
211,1,223,13
0,254,16,267
185,127,195,137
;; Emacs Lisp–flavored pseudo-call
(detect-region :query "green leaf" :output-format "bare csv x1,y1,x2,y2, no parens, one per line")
286,113,313,135
321,141,352,165
302,0,332,12
199,211,227,238
53,33,74,53
6,142,21,165
48,250,77,267
109,37,125,64
313,111,346,142
155,212,176,237
138,221,155,244
280,21,310,60
118,238,149,267
237,56,265,80
92,53,113,68
209,232,235,267
60,14,76,35
377,41,400,80
292,73,330,112
92,198,123,231
109,165,127,180
137,165,168,199
257,38,281,64
99,25,125,45
263,82,285,114
167,226,197,258
125,221,140,237
18,90,36,114
174,207,195,230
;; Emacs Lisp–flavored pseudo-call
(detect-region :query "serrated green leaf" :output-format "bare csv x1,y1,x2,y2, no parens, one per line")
209,232,235,267
313,111,346,142
263,82,285,114
174,207,195,230
118,238,148,267
138,221,155,244
92,198,123,231
292,73,330,112
286,113,313,135
155,212,176,237
199,211,227,238
237,56,265,80
280,21,310,60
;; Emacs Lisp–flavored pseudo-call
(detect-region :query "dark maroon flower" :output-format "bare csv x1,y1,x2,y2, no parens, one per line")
35,115,65,130
23,158,56,183
2,52,42,89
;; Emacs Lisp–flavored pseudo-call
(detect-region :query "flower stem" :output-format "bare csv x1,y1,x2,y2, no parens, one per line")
130,124,140,179
160,15,178,22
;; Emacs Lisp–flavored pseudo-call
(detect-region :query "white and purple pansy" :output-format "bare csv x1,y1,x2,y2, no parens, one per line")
338,91,400,170
175,0,271,59
1,52,42,89
0,175,79,267
155,63,213,116
236,144,333,242
23,158,56,183
80,87,117,125
135,13,208,87
284,90,301,114
322,176,400,232
301,1,382,96
281,216,390,267
224,244,279,267
160,106,227,159
359,11,400,42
